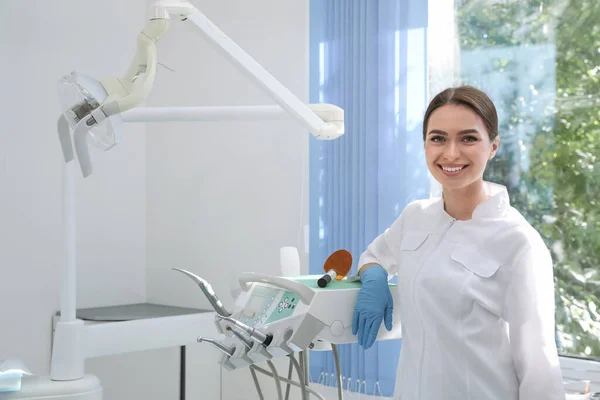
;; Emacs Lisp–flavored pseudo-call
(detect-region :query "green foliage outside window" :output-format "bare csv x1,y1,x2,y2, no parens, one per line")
456,0,600,357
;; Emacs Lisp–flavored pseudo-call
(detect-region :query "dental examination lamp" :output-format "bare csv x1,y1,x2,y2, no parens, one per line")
57,1,343,178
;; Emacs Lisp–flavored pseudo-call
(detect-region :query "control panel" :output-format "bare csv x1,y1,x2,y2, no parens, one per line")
239,285,299,327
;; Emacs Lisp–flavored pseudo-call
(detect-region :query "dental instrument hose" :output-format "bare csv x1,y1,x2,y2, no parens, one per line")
249,367,265,400
301,351,309,388
250,365,326,400
266,360,284,400
284,359,294,400
288,354,308,400
331,343,344,400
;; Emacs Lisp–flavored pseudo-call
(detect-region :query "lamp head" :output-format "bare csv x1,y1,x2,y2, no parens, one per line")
57,71,122,177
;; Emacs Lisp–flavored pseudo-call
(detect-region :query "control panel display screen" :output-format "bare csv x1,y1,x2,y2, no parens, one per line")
240,285,299,327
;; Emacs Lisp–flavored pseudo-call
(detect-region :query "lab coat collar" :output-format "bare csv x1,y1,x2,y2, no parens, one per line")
436,181,510,220
475,181,510,219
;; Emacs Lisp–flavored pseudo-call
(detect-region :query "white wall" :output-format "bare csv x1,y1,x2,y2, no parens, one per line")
1,0,309,399
0,0,152,397
144,0,309,309
143,0,310,398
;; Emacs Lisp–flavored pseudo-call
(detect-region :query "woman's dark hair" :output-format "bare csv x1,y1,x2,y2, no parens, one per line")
422,86,498,141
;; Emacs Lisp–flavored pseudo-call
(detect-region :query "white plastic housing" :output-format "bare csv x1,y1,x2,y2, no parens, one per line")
216,274,402,370
0,375,102,400
50,320,85,381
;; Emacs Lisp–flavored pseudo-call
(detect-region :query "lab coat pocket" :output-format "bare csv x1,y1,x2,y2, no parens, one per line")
397,232,430,289
450,246,500,278
451,245,504,317
400,232,429,251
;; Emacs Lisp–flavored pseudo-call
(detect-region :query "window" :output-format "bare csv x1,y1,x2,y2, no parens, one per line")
454,0,600,358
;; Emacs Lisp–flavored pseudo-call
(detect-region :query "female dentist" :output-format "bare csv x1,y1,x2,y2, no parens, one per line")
352,86,565,399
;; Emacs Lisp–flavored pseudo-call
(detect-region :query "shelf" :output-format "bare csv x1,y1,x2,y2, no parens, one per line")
74,303,210,322
53,303,218,358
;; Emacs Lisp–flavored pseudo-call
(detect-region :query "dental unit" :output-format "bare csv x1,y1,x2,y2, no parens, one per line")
177,270,402,400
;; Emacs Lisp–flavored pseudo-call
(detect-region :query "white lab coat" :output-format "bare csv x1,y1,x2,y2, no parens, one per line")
359,182,565,400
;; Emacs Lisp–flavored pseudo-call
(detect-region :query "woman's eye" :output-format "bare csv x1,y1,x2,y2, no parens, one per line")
430,136,444,143
462,136,478,142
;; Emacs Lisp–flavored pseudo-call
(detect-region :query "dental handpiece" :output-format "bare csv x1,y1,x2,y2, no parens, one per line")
226,326,254,349
172,268,231,316
197,337,235,357
216,315,273,347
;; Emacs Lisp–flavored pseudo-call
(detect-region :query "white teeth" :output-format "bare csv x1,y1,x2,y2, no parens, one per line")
442,166,464,172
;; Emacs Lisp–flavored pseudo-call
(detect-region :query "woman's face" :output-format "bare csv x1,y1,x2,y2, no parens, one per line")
424,104,499,191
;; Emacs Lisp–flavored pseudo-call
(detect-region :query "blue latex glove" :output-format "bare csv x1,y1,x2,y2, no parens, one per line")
352,265,394,349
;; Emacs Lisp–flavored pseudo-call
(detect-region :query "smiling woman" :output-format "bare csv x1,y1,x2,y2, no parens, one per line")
353,85,566,399
422,86,500,220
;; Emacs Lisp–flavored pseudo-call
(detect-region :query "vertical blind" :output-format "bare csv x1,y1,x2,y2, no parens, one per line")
308,0,429,396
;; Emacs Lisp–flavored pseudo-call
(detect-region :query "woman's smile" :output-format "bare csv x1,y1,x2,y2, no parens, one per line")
438,164,469,176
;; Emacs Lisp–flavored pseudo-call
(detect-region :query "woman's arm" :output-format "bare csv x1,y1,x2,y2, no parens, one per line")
504,242,565,399
358,262,380,276
351,211,405,348
357,211,405,277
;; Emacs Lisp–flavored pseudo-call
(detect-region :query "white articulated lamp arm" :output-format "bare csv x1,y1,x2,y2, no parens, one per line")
61,0,344,178
180,7,343,139
100,19,167,116
120,103,344,126
101,1,195,116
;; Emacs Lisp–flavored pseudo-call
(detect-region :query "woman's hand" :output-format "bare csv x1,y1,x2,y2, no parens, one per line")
352,265,394,349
